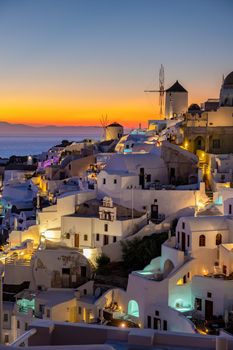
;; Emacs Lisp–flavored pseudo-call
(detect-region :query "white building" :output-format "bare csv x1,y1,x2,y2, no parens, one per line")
61,197,147,250
97,143,201,218
105,122,124,141
119,212,233,332
165,81,188,119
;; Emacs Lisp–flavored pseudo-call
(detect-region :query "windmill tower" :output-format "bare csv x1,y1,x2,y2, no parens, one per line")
144,64,165,118
100,115,109,140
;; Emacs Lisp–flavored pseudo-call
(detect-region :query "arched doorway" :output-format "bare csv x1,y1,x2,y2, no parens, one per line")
163,259,175,278
194,136,205,152
128,300,139,317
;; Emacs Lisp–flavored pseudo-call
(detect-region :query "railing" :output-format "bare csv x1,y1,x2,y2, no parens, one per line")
10,328,37,347
5,257,31,266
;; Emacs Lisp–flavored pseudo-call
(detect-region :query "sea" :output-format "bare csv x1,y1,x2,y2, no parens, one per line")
0,131,102,158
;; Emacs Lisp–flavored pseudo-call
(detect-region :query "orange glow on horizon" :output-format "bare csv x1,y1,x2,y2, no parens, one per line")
0,86,217,128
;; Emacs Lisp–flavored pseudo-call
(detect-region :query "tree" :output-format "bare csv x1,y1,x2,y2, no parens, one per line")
121,232,168,272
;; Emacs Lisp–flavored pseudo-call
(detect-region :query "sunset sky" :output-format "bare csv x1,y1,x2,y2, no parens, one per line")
0,0,233,127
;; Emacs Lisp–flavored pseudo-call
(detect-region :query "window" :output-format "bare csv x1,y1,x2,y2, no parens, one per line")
187,235,190,247
223,265,227,275
183,275,187,284
113,236,117,243
177,231,180,243
78,306,82,315
66,233,70,239
84,234,88,241
163,320,168,331
46,309,50,318
207,292,212,298
155,310,159,316
114,179,117,184
216,234,222,246
83,288,87,295
146,174,151,182
182,222,185,229
25,323,28,331
3,313,8,322
195,298,202,311
69,164,71,170
104,224,108,232
17,320,20,329
229,204,232,215
213,139,220,149
199,235,206,247
103,178,106,185
96,233,100,241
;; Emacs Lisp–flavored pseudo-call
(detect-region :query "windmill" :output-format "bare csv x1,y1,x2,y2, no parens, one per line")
144,64,165,118
100,114,109,140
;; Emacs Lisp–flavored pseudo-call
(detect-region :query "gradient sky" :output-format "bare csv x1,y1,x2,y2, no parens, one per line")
0,0,233,127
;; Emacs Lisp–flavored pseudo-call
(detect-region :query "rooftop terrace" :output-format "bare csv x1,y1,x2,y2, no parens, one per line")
5,320,232,350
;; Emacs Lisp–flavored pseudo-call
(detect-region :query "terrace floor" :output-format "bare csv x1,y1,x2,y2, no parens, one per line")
106,341,212,350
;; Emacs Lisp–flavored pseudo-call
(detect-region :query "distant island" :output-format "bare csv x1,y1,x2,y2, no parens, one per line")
0,121,101,135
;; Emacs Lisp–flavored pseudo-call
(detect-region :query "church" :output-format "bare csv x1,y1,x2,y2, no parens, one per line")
183,71,233,154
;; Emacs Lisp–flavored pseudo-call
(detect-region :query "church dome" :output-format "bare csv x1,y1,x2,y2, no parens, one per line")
219,71,233,106
188,103,201,112
223,71,233,86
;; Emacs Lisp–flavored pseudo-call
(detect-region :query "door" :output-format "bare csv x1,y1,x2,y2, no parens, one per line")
74,234,79,248
181,232,186,252
147,316,151,328
80,266,87,278
103,235,109,245
139,167,145,189
151,205,158,220
170,167,176,184
153,317,161,330
205,300,213,320
62,268,70,288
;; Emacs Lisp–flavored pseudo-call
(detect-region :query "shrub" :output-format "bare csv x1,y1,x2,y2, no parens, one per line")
121,232,168,272
96,254,110,268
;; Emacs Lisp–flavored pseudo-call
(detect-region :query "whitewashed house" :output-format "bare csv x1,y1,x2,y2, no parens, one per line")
61,197,147,250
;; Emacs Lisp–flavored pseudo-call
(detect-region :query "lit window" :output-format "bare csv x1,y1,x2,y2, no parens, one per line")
195,298,202,311
216,234,222,246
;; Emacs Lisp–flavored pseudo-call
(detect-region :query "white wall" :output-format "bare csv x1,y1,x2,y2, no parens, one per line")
208,106,233,127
